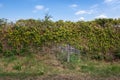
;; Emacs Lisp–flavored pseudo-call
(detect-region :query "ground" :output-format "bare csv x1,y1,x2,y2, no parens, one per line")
0,53,119,80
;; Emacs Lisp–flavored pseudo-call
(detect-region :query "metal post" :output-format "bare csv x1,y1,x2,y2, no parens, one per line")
67,44,70,62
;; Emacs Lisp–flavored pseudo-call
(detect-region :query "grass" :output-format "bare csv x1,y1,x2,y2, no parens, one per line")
0,53,119,79
60,54,120,77
79,61,120,77
0,54,61,77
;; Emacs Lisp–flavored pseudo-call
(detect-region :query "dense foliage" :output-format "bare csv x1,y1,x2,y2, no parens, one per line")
0,18,120,61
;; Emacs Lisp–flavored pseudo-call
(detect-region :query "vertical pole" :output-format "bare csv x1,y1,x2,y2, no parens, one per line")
67,44,70,62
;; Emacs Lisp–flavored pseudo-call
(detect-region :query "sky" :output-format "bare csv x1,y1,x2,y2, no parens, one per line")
0,0,120,21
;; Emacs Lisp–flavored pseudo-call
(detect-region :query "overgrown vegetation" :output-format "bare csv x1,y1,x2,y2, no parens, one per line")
0,17,120,61
0,54,119,79
0,17,120,79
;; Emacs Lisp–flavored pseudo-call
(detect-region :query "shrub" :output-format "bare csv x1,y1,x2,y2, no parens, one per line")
114,49,120,59
0,42,3,53
3,50,15,57
13,64,22,71
70,54,80,63
0,18,120,61
91,54,105,60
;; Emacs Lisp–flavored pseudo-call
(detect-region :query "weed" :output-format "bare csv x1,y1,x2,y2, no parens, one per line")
3,56,17,63
3,50,14,57
13,63,22,71
70,54,80,63
0,42,3,53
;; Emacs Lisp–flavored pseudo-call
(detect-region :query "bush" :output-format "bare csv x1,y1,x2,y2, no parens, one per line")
0,18,120,61
0,42,3,53
3,50,15,57
56,52,67,63
91,54,105,60
70,54,80,63
19,47,30,56
13,64,22,71
114,49,120,59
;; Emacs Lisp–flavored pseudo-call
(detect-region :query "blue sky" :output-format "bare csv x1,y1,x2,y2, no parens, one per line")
0,0,120,21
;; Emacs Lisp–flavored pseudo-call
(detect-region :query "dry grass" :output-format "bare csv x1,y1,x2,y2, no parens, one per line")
0,54,120,80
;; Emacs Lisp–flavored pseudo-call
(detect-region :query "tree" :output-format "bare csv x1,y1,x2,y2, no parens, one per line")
42,13,54,28
0,18,7,26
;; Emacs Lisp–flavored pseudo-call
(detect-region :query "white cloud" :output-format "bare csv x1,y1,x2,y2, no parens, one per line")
33,5,49,13
90,4,99,14
104,0,120,10
75,10,87,15
104,0,120,4
104,0,113,3
95,14,108,18
35,5,44,10
74,17,85,21
75,10,92,15
79,17,85,21
70,4,78,8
